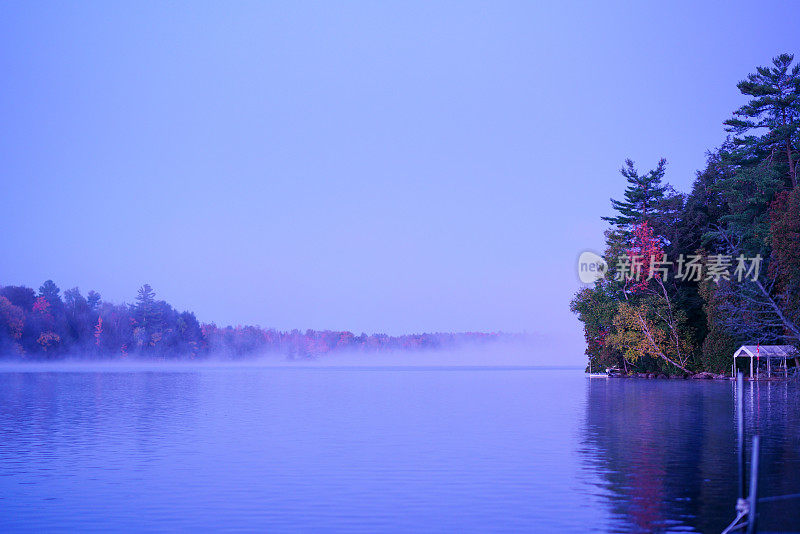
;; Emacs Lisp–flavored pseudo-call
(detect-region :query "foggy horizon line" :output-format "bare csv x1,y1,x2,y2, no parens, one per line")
1,278,534,337
0,279,540,361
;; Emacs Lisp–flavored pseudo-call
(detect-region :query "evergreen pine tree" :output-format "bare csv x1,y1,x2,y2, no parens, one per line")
602,158,668,231
38,280,62,306
87,290,101,311
724,53,800,188
134,284,161,335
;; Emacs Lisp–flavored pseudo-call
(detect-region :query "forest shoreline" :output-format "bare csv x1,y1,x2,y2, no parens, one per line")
0,281,516,360
572,53,800,378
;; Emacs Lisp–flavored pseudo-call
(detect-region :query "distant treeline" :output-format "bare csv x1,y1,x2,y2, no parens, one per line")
0,281,507,359
571,53,800,375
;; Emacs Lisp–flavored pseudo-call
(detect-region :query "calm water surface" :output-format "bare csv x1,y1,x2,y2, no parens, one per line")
1,364,799,532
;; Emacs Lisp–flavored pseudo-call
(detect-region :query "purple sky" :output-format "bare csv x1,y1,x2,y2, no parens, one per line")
1,2,798,363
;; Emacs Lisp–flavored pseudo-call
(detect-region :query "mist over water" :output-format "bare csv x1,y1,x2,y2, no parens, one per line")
0,339,566,371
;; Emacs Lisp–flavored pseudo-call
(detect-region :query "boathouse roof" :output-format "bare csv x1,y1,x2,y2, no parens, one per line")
733,345,798,359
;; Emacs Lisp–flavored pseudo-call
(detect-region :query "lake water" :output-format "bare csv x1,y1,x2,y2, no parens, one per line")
1,364,799,532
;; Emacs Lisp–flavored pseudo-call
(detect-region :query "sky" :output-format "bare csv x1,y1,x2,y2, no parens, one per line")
1,1,798,362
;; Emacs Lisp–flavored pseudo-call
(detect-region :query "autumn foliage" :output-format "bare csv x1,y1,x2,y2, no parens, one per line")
625,221,666,292
0,280,509,359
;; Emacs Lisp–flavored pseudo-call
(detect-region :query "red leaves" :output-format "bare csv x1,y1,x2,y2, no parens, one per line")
37,331,60,351
626,221,665,292
94,316,103,346
33,296,52,320
0,296,24,340
769,188,800,285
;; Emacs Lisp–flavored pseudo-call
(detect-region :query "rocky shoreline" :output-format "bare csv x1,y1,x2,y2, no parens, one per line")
609,371,731,380
607,372,794,381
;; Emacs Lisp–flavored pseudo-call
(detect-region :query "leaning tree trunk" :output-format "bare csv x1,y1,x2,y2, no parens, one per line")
632,309,691,374
754,278,800,342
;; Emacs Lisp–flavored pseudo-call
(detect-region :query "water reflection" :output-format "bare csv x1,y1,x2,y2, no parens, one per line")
2,368,800,532
582,378,800,533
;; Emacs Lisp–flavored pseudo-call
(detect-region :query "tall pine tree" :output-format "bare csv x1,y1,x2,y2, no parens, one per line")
724,53,800,188
602,158,668,231
134,284,161,336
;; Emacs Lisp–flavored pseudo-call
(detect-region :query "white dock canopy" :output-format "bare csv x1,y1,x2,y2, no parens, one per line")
733,345,798,378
